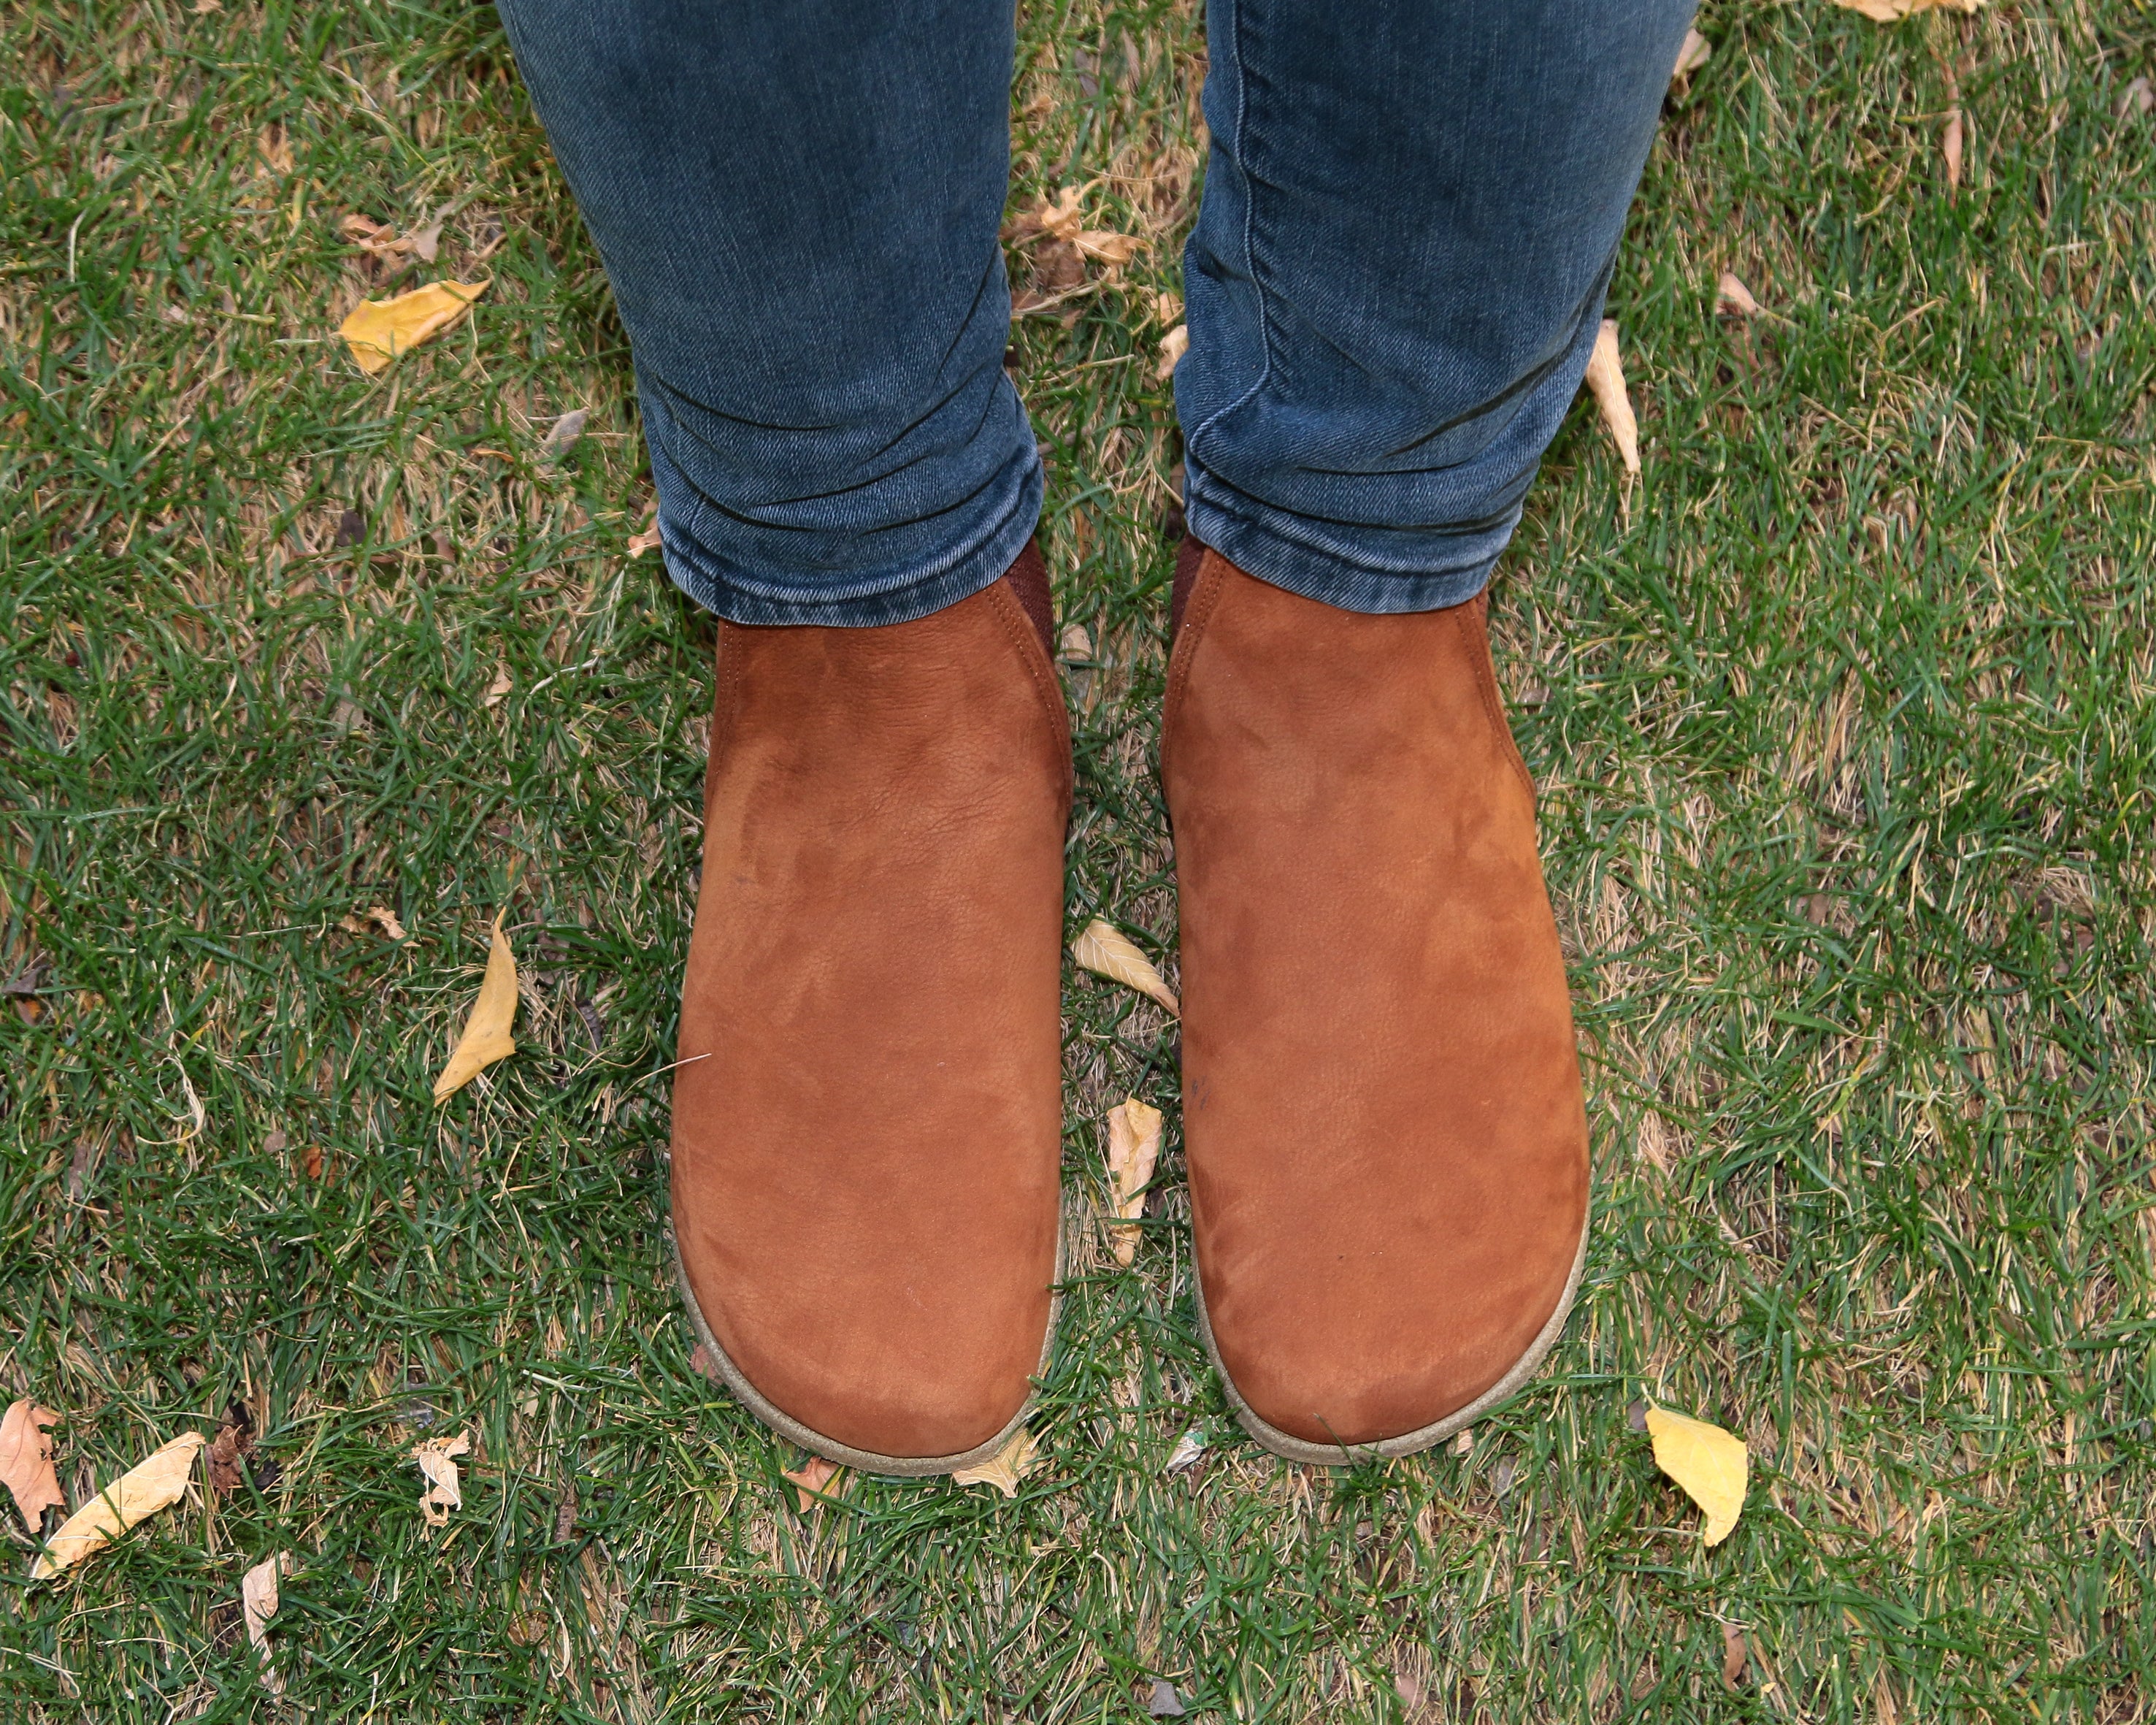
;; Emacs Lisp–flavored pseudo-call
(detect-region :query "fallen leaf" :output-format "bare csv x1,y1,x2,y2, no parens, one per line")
780,1453,846,1512
1011,188,1142,271
1163,1427,1207,1475
540,408,588,459
1153,290,1183,326
485,666,513,708
1147,1678,1187,1717
340,905,407,941
0,1401,64,1526
410,1430,471,1528
1451,1425,1474,1456
1832,0,1982,18
1155,324,1189,382
951,1425,1040,1497
2120,76,2153,118
688,1342,724,1382
1056,622,1093,662
1582,320,1641,475
432,913,518,1102
1716,272,1762,318
1645,1404,1747,1546
191,0,222,12
409,218,445,263
627,518,663,558
1071,919,1178,1014
205,1404,254,1495
32,1430,205,1579
1105,1097,1165,1266
1670,27,1711,85
242,1553,294,1692
302,1143,325,1182
1942,73,1963,194
1073,230,1142,267
339,278,489,375
1721,1621,1750,1690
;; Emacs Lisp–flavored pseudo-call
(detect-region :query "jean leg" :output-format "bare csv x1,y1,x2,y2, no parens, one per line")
496,0,1037,625
1176,0,1695,612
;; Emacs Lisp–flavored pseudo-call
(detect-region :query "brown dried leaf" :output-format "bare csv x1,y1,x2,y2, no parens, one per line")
688,1342,725,1382
432,914,518,1102
0,1401,64,1526
627,519,664,558
1582,320,1640,475
780,1453,846,1512
1721,1621,1751,1690
205,1410,253,1495
242,1553,295,1692
409,218,445,264
339,278,489,375
1155,324,1189,382
302,1143,325,1182
32,1431,204,1578
951,1425,1041,1498
1105,1097,1165,1266
411,1430,470,1528
484,666,514,708
1670,27,1711,85
1071,918,1178,1014
1716,272,1762,318
1942,74,1963,194
1832,0,1982,18
1073,230,1142,267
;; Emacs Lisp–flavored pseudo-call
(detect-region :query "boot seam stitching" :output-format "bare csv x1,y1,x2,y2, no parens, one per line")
1459,604,1537,804
983,580,1075,784
1162,551,1229,743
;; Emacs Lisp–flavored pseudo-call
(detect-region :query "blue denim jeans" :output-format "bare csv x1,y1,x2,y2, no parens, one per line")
496,0,1694,624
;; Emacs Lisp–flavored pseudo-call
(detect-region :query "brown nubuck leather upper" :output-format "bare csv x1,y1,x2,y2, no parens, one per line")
671,548,1071,1466
1162,546,1587,1453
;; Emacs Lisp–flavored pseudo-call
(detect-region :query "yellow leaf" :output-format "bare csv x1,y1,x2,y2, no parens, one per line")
1071,918,1178,1014
1583,320,1640,475
1155,324,1189,383
339,278,489,375
951,1425,1041,1497
1645,1404,1747,1546
31,1431,204,1578
1105,1097,1164,1266
411,1430,470,1528
433,915,518,1102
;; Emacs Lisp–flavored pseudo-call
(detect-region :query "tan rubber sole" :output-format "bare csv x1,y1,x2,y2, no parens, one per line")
1193,1212,1589,1465
670,1228,1064,1479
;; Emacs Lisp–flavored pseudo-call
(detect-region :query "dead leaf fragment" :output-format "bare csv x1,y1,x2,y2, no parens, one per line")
1071,919,1178,1014
951,1425,1040,1497
1832,0,1981,18
242,1553,294,1691
1147,1678,1187,1717
1056,622,1093,662
540,408,588,459
1670,27,1711,85
205,1404,254,1495
409,218,445,264
1163,1427,1208,1475
1721,1621,1750,1690
32,1431,205,1578
0,1401,64,1526
411,1430,471,1528
432,914,518,1101
1583,320,1640,475
1644,1404,1747,1546
1716,272,1761,318
780,1453,846,1512
1105,1097,1165,1266
627,517,663,558
688,1342,724,1382
1942,74,1964,194
339,278,488,375
1156,324,1189,382
2120,77,2153,118
485,665,513,708
1010,187,1143,272
339,905,407,942
302,1143,325,1182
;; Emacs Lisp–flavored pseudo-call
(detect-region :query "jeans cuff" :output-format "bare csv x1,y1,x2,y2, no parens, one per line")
657,459,1044,628
1182,465,1520,616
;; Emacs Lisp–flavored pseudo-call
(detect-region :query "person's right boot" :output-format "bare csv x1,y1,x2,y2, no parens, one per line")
1162,540,1588,1462
670,546,1071,1475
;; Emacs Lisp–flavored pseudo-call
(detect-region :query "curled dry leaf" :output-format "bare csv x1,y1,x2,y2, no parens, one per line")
411,1430,471,1528
780,1453,846,1512
32,1431,205,1579
1721,1621,1751,1691
1583,320,1641,475
0,1400,65,1525
409,218,445,264
2121,76,2154,118
339,905,407,942
242,1553,295,1692
688,1342,725,1383
1644,1404,1747,1546
1942,74,1964,194
1716,272,1762,318
1153,290,1183,326
1833,0,1982,17
951,1425,1041,1497
205,1404,255,1495
485,665,514,708
1105,1097,1165,1266
627,517,664,558
339,278,489,375
1670,27,1711,85
1011,187,1143,271
1071,918,1179,1014
1056,622,1093,663
540,408,588,459
1155,324,1189,383
432,914,518,1102
1163,1427,1208,1475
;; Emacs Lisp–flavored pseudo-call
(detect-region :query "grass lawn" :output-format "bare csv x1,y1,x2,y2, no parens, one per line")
5,0,2155,1718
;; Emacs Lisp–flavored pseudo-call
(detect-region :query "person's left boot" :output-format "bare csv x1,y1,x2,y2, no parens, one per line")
1162,540,1588,1462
